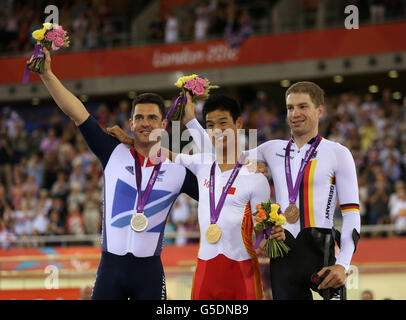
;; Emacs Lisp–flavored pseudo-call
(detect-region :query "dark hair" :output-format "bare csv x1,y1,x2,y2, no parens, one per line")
202,94,241,125
131,93,166,120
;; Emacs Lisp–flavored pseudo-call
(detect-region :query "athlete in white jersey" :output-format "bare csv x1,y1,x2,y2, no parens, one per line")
177,95,286,299
186,82,361,300
33,48,198,300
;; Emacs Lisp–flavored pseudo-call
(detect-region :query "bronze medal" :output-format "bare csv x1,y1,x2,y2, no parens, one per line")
130,212,148,232
285,204,300,224
205,223,222,244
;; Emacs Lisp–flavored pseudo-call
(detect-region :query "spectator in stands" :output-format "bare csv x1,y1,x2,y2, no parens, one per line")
40,128,60,156
42,152,61,190
0,129,13,187
82,181,101,234
22,174,39,198
67,182,85,210
32,200,50,237
37,188,52,216
69,159,87,191
46,209,65,236
147,13,165,42
0,217,16,250
165,10,179,43
369,0,386,23
225,6,252,48
361,289,374,300
50,172,70,202
26,152,44,189
170,194,192,246
10,174,24,210
368,173,391,235
390,185,406,236
66,203,85,236
58,132,76,171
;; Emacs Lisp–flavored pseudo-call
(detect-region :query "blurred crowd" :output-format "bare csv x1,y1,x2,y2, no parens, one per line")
2,0,406,56
1,87,406,249
148,0,254,47
0,0,142,55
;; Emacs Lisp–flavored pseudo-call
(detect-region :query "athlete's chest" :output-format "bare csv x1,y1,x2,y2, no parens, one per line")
196,166,251,206
266,143,336,185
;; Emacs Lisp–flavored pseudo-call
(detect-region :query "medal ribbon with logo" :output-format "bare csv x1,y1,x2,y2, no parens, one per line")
206,153,247,243
284,135,322,224
130,95,187,232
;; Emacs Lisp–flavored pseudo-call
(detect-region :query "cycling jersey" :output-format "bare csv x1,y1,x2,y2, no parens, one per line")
175,152,270,299
78,115,198,300
252,138,361,270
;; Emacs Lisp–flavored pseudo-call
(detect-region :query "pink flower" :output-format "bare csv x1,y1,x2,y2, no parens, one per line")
192,84,205,96
51,42,59,51
184,79,197,91
53,37,64,48
195,77,207,87
53,25,66,37
45,31,57,42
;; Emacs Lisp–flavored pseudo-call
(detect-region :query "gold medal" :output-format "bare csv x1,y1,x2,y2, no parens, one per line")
130,212,148,232
285,204,300,224
205,223,222,243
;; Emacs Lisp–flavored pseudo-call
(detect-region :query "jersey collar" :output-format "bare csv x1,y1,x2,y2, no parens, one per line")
130,147,166,167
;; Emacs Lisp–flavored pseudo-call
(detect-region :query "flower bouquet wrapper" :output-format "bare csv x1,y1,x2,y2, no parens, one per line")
23,23,70,84
169,74,219,121
253,201,290,259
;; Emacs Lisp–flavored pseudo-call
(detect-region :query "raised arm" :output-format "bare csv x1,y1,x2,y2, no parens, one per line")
182,92,214,154
32,47,89,126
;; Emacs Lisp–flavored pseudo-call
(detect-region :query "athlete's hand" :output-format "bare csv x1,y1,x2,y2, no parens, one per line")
106,125,134,146
317,264,346,290
269,225,285,241
182,91,196,124
247,161,268,178
255,238,267,256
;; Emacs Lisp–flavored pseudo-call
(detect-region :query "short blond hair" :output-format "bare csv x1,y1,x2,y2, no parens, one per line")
285,81,325,107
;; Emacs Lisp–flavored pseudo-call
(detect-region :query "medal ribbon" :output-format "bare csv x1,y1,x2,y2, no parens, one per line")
133,152,162,214
131,96,187,213
164,95,187,130
209,153,247,224
285,135,322,205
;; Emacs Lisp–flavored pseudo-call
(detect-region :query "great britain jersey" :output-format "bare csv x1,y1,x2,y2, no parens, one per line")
78,115,198,257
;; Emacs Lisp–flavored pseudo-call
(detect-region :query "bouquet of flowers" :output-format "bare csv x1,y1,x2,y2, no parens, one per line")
25,23,70,77
171,74,219,121
253,201,290,259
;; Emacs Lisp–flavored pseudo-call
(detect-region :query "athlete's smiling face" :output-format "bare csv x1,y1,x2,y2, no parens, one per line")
205,110,243,154
130,103,167,147
286,93,324,139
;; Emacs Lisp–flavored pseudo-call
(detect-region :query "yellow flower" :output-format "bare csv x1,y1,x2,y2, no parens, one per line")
174,74,198,88
268,210,278,223
267,203,279,222
43,22,53,30
275,214,286,226
32,28,46,41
